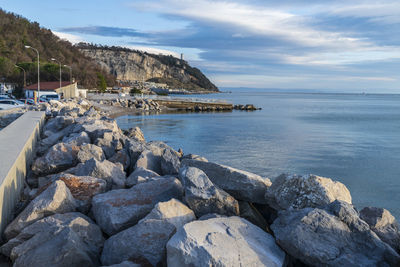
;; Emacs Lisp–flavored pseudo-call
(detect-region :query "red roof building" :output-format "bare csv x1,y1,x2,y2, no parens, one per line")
24,81,74,91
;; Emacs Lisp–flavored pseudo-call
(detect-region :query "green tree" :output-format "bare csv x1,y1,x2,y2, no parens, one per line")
97,72,107,92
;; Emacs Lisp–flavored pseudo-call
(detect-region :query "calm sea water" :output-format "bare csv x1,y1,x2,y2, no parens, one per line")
116,90,400,217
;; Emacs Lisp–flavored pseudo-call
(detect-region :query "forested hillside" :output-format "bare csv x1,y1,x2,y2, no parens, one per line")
0,9,115,91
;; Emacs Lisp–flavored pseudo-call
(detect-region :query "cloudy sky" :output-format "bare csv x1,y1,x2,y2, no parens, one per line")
2,0,400,92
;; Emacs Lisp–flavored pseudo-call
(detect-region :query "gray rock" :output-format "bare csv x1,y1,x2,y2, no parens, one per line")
67,158,126,190
271,200,400,266
139,198,195,228
43,116,74,133
266,174,352,210
198,213,226,220
57,174,107,213
95,131,124,159
126,167,160,187
101,220,175,266
167,216,286,267
101,261,140,267
239,201,268,230
109,149,130,171
179,166,239,217
360,207,400,252
1,212,103,267
4,181,77,240
161,148,180,175
63,131,91,146
91,177,183,235
181,154,208,162
135,149,163,175
77,144,106,163
38,124,75,155
126,139,148,173
181,159,271,204
124,127,145,142
76,119,121,142
32,143,80,176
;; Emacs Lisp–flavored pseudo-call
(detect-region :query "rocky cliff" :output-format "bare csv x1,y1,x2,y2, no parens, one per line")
78,45,219,92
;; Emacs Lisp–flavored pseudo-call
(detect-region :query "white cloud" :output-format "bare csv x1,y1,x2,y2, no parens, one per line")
53,31,84,44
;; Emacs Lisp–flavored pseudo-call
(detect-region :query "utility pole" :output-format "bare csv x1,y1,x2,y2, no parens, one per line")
51,58,62,89
25,46,40,101
63,65,72,83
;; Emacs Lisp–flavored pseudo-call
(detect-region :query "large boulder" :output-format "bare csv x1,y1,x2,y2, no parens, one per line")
67,158,126,190
139,198,196,228
161,148,180,175
95,131,124,159
1,213,104,267
63,131,91,146
58,174,107,213
271,200,400,266
126,139,148,172
360,207,400,252
43,116,74,134
4,181,77,240
181,159,271,203
167,216,286,267
77,144,106,163
265,174,352,210
101,220,175,266
109,149,131,171
135,149,163,175
91,177,183,235
124,127,145,142
239,201,268,230
101,199,195,266
38,124,75,155
32,143,80,176
179,166,239,217
126,167,160,187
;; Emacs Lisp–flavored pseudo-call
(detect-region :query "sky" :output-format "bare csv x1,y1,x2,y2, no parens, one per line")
1,0,400,93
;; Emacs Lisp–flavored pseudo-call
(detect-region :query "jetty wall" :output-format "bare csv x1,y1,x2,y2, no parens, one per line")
0,111,45,237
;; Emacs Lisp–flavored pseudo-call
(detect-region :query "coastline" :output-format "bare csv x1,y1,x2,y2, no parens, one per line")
0,98,399,266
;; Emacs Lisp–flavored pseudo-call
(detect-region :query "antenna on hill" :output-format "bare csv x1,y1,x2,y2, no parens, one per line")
181,53,184,61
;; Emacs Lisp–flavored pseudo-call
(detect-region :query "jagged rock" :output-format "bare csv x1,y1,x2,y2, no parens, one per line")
75,119,121,142
139,198,196,228
91,177,183,235
63,131,91,146
126,167,160,187
67,158,126,190
161,148,180,175
360,207,400,252
38,124,75,155
95,131,124,159
181,159,271,204
271,200,400,266
84,107,99,117
43,116,74,134
126,139,148,172
101,261,140,267
198,213,226,220
109,149,130,171
167,216,286,267
101,220,175,266
135,149,163,174
124,127,145,142
179,166,239,217
181,153,208,162
102,199,194,266
4,181,77,240
1,213,104,267
239,201,268,230
32,143,80,176
265,174,352,210
58,174,107,213
77,144,106,163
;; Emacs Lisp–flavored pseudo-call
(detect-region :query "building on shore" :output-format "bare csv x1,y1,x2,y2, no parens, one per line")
0,83,16,95
24,81,87,99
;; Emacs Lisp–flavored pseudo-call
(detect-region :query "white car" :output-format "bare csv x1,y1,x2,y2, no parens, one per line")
0,99,25,110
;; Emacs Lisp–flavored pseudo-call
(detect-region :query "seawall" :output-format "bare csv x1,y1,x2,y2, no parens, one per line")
0,111,45,238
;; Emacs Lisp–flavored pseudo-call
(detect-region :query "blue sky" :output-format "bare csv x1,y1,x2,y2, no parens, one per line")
2,0,400,92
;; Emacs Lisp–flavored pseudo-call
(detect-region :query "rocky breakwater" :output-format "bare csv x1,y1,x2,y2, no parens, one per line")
0,99,399,266
96,98,162,112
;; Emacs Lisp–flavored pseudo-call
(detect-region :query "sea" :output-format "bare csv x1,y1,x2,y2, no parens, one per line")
116,89,400,217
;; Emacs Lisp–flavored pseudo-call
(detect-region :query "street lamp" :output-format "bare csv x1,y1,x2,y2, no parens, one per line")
51,58,62,89
25,45,40,101
14,65,26,87
63,65,72,83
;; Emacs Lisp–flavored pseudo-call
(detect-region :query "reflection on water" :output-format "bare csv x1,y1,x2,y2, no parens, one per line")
117,91,400,217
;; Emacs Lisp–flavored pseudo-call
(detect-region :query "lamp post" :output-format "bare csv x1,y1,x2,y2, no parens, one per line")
63,65,72,83
25,45,40,101
14,65,26,87
51,58,62,89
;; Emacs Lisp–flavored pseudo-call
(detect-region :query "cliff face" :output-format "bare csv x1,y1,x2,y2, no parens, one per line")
80,48,219,92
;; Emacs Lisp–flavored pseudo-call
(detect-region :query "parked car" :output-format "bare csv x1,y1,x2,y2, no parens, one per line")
0,99,25,109
40,94,60,102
